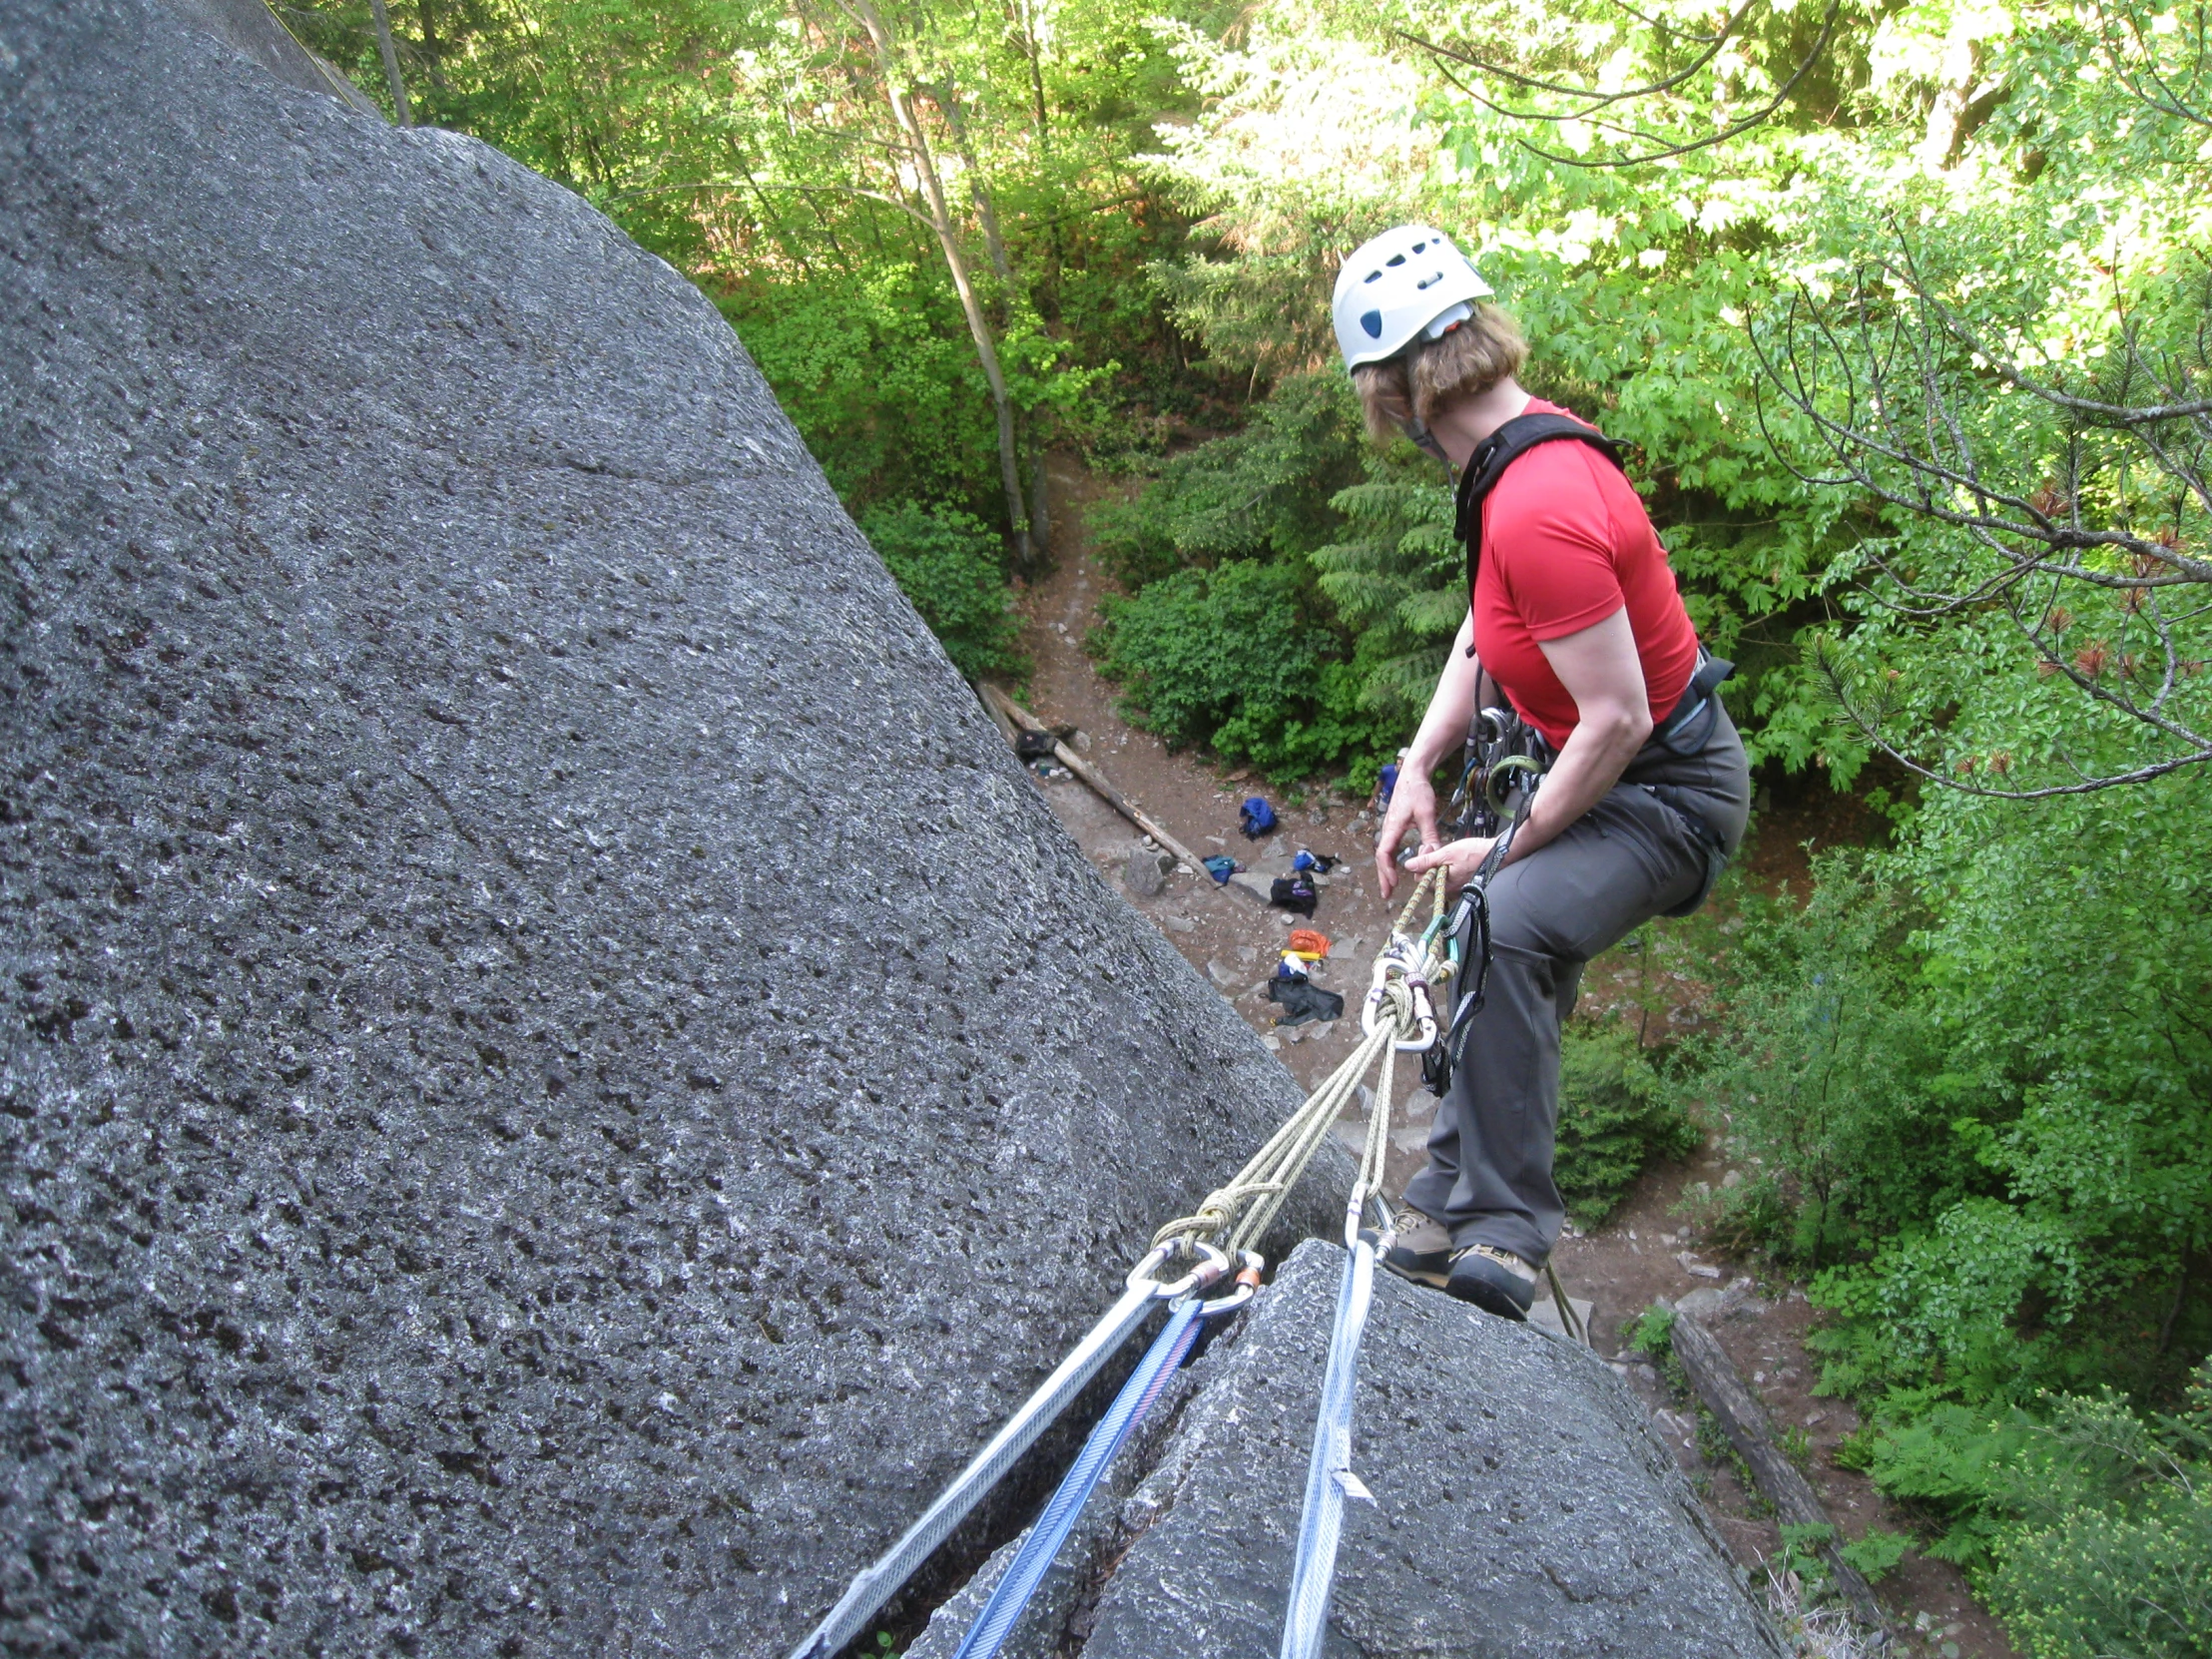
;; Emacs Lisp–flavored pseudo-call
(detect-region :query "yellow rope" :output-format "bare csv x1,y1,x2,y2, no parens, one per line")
1150,867,1452,1262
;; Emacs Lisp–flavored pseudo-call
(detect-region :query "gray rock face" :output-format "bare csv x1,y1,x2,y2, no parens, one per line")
916,1244,1785,1658
0,5,1340,1652
156,0,382,112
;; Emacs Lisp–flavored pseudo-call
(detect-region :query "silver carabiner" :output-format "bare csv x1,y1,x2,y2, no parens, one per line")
1194,1250,1266,1318
1127,1240,1232,1301
1362,937,1439,1052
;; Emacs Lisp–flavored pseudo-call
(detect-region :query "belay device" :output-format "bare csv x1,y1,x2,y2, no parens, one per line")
1419,702,1536,1100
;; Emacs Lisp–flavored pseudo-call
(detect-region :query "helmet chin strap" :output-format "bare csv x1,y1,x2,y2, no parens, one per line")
1400,415,1454,471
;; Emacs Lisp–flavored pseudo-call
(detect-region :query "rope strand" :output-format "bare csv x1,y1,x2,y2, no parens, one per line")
1150,868,1450,1262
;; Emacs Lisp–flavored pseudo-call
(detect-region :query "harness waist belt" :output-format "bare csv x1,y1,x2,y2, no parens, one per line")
1652,652,1733,751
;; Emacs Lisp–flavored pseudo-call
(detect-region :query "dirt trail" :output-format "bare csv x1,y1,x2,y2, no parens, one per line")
994,455,2011,1659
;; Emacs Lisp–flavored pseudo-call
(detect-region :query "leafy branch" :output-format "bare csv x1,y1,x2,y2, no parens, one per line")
1398,0,1846,168
1759,242,2212,795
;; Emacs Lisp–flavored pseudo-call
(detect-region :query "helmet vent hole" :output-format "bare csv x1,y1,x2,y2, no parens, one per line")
1416,272,1440,289
1359,309,1383,338
1364,271,1382,283
1385,253,1405,267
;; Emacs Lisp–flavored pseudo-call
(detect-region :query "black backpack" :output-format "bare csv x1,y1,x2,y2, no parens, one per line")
1452,412,1628,649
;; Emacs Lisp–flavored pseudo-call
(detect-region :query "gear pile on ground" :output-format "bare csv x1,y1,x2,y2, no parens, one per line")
2,4,1778,1653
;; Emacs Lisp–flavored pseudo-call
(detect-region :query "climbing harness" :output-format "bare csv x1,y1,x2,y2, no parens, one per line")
950,1258,1262,1659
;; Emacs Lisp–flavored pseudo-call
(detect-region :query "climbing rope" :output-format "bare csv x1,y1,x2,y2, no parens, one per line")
1279,1050,1397,1659
950,1258,1261,1659
791,867,1483,1659
1147,868,1451,1264
1280,871,1451,1659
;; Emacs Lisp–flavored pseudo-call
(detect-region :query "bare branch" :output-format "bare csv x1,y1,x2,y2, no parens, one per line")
1818,659,2212,798
1396,2,1757,118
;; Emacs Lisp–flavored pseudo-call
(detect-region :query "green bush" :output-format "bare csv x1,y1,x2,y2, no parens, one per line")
1090,558,1389,779
726,271,1001,516
1680,856,1967,1274
1987,1480,2212,1659
1837,1526,1912,1584
1858,1371,2212,1659
1087,372,1365,590
857,501,1024,684
1311,465,1464,731
1552,1019,1700,1228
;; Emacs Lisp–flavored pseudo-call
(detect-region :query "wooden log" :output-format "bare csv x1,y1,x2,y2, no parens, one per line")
1669,1312,1891,1643
977,684,1209,874
974,682,1024,749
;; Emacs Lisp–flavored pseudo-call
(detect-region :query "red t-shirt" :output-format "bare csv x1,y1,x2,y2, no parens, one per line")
1469,399,1698,750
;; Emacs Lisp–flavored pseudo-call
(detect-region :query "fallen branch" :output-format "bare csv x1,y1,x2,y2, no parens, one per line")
1669,1313,1891,1645
977,684,1209,874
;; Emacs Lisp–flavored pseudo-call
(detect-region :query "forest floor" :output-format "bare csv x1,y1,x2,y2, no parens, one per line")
985,455,2015,1659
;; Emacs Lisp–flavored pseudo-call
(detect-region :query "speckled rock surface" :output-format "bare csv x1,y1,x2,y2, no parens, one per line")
158,0,382,112
1052,1242,1786,1659
0,3,1341,1652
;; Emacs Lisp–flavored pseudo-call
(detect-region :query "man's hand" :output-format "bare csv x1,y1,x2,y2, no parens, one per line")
1403,835,1497,894
1374,767,1440,900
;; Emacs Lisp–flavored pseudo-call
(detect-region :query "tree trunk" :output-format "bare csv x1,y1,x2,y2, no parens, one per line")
930,88,1013,289
1028,438,1051,566
367,0,412,127
1671,1314,1892,1640
844,0,1031,565
413,0,450,97
1016,0,1065,323
931,83,1050,565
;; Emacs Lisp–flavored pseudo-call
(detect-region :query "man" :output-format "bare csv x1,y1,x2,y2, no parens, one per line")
1334,225,1750,1319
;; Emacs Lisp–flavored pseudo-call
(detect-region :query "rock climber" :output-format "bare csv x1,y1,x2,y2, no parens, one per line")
1334,225,1750,1321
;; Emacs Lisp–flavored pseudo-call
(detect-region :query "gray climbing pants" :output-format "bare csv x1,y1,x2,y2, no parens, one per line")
1400,703,1750,1267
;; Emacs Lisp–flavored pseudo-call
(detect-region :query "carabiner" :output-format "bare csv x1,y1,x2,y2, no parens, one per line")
1127,1240,1232,1301
1485,753,1543,815
1362,937,1439,1052
1194,1250,1266,1318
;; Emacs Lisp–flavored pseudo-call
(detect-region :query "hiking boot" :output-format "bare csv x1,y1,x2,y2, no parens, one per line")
1360,1207,1453,1289
1446,1243,1538,1321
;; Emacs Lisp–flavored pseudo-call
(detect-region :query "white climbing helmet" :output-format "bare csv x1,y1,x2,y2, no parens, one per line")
1332,226,1494,371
